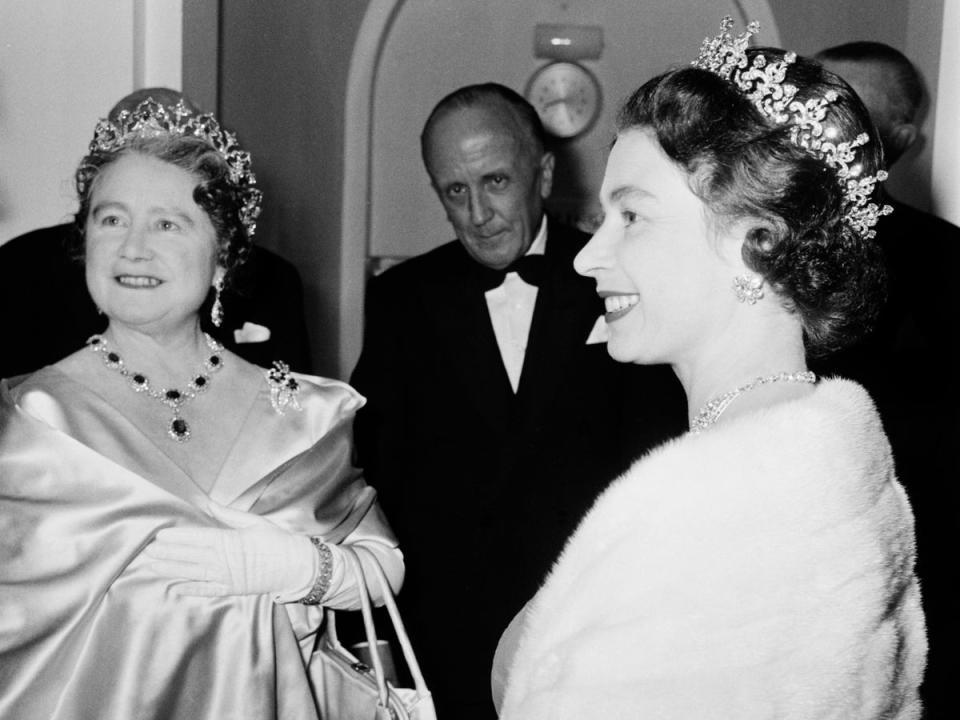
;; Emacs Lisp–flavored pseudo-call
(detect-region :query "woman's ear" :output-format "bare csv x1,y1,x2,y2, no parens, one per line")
740,217,780,257
723,219,772,306
718,216,770,269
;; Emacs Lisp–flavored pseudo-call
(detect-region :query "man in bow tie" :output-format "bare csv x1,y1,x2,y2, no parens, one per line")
350,83,685,720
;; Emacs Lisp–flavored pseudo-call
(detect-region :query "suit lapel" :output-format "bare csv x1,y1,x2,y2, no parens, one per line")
430,227,599,441
515,224,600,429
433,249,516,430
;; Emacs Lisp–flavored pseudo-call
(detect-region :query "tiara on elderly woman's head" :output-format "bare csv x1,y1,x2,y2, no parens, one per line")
86,98,263,236
693,17,892,240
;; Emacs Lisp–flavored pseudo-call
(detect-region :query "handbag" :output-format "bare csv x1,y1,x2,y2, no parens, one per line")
309,546,436,720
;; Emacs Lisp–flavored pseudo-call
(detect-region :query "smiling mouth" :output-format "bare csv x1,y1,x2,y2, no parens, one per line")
603,294,640,321
116,275,162,288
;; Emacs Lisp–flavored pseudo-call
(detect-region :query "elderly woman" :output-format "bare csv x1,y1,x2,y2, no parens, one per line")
0,100,402,719
495,19,926,720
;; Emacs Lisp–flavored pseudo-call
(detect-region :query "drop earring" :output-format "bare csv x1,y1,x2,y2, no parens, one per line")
211,277,225,327
733,275,764,304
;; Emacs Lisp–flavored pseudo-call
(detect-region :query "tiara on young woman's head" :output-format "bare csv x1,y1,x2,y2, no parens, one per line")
87,99,263,236
692,17,892,239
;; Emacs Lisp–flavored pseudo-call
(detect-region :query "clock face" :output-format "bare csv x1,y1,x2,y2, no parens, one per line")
525,61,601,139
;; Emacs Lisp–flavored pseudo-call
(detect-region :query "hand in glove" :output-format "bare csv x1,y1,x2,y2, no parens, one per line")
144,504,319,601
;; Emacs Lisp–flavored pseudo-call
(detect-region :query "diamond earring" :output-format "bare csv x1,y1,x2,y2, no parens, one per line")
733,275,764,304
211,277,225,327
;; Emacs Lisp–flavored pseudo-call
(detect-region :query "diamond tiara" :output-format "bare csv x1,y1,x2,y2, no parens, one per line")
693,17,892,239
86,99,263,237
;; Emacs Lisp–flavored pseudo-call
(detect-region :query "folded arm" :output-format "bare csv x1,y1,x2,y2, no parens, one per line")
144,499,403,610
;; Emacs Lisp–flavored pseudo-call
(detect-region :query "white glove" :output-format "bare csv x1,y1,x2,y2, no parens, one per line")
144,503,318,600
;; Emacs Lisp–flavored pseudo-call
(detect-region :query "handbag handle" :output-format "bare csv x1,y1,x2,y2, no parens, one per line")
340,545,391,708
351,545,431,697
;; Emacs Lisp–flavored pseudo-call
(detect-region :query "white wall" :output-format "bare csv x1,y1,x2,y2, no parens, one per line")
932,0,960,225
895,0,947,210
0,0,182,244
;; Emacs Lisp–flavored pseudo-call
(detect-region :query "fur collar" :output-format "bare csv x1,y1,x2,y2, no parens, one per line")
501,379,926,719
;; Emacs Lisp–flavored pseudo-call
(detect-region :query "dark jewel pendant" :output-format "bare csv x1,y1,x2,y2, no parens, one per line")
169,417,190,442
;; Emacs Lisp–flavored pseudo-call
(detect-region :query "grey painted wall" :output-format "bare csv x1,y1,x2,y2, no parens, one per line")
219,0,369,376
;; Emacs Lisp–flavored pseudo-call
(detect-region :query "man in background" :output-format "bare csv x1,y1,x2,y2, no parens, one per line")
350,83,685,719
815,42,959,719
0,88,310,378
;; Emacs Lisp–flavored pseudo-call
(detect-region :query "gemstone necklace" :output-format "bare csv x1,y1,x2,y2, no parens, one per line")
87,333,224,442
690,370,817,434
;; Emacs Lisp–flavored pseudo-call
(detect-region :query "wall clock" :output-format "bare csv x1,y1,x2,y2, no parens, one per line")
524,61,601,139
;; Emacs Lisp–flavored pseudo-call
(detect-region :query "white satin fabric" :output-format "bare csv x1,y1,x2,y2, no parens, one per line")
0,368,399,720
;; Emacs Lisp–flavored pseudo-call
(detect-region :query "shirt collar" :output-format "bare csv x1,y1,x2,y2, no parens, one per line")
525,216,548,257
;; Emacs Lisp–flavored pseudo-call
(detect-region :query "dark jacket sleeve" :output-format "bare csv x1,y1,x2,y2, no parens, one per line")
348,270,410,516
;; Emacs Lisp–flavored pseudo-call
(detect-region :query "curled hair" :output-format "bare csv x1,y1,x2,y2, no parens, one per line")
72,133,252,286
617,49,887,356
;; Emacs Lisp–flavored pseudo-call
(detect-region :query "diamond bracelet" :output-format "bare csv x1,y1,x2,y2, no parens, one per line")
300,537,334,605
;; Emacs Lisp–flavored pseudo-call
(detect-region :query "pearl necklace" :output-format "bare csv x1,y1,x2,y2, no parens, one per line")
87,333,224,442
690,370,817,434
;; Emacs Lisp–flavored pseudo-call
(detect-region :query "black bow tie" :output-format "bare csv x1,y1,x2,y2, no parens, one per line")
472,255,547,290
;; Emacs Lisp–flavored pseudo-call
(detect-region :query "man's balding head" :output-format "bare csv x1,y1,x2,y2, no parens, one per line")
816,42,924,167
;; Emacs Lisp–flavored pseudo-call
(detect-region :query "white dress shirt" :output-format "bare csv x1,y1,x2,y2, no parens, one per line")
485,218,547,392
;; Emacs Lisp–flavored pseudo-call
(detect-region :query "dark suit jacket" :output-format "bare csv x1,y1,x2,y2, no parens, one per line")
350,221,686,719
0,223,311,378
812,199,959,719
